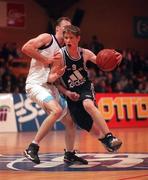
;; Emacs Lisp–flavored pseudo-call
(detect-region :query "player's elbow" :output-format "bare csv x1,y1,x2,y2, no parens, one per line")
22,40,34,54
21,43,29,54
21,45,26,54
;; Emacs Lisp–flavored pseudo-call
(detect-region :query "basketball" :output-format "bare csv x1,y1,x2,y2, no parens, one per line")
96,49,122,72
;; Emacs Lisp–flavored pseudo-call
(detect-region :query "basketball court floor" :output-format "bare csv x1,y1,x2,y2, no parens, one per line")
0,128,148,180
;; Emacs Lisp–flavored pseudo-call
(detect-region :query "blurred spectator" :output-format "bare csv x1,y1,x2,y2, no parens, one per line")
9,42,20,59
113,82,123,93
1,43,10,62
123,79,135,93
97,80,108,93
17,76,26,93
136,83,146,93
2,70,17,93
1,42,20,66
0,67,5,92
0,43,3,58
144,82,148,93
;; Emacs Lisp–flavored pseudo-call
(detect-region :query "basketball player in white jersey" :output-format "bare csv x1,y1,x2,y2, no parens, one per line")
22,17,88,164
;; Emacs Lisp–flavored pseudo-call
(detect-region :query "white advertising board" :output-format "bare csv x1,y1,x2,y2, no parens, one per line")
0,94,17,132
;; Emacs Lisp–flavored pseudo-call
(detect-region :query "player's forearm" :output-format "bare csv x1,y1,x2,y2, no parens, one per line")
22,44,52,65
57,84,68,96
56,82,69,96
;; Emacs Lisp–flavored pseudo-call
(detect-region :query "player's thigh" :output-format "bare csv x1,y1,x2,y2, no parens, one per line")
26,84,62,113
83,98,95,111
43,100,63,115
68,101,93,132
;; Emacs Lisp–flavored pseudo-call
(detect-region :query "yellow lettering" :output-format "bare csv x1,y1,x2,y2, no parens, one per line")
122,97,134,119
96,96,148,121
98,98,114,120
114,97,125,119
136,97,148,118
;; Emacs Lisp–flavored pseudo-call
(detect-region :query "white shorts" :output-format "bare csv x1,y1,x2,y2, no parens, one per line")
25,83,67,120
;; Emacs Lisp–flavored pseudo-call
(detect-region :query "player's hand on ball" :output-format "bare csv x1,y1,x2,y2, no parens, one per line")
115,51,122,66
96,49,123,71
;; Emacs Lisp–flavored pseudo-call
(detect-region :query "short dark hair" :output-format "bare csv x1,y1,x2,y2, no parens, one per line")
63,25,81,36
55,17,71,27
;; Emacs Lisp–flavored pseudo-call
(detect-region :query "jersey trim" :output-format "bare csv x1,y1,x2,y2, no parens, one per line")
53,35,61,48
38,35,53,50
64,47,82,61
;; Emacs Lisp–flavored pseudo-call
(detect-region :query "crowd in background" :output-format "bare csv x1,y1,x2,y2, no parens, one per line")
0,38,148,94
85,36,148,93
0,42,26,93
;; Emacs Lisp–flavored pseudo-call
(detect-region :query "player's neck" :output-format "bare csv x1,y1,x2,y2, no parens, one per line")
55,34,64,46
67,47,79,59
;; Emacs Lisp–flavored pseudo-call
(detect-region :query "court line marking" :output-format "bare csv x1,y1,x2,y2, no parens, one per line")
119,174,148,180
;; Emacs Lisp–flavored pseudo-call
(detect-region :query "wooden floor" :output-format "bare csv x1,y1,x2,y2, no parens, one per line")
0,128,148,180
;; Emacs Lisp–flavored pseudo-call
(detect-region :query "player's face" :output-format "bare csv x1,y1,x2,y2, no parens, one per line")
56,20,71,36
63,32,80,49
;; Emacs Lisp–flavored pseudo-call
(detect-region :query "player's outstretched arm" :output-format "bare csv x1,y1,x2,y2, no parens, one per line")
21,33,53,65
83,49,97,64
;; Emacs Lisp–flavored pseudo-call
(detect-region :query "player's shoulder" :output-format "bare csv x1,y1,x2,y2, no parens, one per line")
81,48,96,62
36,33,53,44
82,48,93,55
38,33,52,39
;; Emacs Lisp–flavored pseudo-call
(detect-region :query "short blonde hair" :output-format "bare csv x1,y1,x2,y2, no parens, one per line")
63,25,81,37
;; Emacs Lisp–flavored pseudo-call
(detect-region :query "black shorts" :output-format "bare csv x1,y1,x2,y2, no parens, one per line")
67,90,95,132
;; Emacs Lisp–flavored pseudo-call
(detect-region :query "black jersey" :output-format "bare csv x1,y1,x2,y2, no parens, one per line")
60,46,92,93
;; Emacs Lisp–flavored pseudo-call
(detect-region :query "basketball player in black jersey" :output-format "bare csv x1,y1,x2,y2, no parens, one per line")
51,25,122,152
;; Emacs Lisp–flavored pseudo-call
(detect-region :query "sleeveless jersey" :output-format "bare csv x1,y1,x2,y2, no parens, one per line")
26,35,61,85
60,46,92,92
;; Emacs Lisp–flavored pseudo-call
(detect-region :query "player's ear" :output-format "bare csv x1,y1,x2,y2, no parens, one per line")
56,26,59,32
77,35,81,42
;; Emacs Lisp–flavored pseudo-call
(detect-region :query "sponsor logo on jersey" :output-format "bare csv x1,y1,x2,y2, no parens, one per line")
68,70,86,88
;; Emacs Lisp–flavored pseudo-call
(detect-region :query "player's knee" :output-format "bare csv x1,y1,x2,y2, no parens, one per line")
51,106,63,119
45,103,63,119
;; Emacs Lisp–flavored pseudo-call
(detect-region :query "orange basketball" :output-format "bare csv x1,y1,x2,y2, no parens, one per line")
96,49,122,72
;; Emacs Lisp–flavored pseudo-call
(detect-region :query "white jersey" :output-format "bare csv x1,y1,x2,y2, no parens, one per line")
26,35,61,85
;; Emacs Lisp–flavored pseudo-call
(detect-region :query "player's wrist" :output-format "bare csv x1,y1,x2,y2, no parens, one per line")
65,90,70,97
